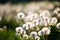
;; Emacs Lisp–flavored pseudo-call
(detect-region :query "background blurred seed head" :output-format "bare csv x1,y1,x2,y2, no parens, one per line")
56,23,60,29
41,27,50,35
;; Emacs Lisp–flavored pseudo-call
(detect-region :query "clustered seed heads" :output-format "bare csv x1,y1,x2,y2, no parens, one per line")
15,7,60,40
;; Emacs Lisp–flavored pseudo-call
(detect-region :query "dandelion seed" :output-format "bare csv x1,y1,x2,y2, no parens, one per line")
26,15,33,22
38,30,42,36
32,13,38,19
35,36,40,40
16,27,23,34
39,13,45,19
23,34,29,39
51,17,57,25
30,32,37,38
32,19,39,26
42,10,49,14
17,12,25,19
57,13,60,18
53,7,60,14
43,17,51,26
29,23,35,30
56,23,60,29
22,30,26,35
22,24,29,30
41,27,50,35
26,22,32,28
38,19,45,26
40,10,51,18
44,17,50,24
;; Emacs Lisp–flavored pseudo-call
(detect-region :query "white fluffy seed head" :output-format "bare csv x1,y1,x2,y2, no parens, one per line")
57,14,60,18
43,17,50,24
38,19,45,26
40,10,51,17
41,27,50,35
51,17,57,25
26,14,33,22
26,22,32,28
32,19,39,26
53,7,60,14
16,27,23,34
30,32,37,37
38,30,42,36
22,24,29,30
35,36,40,40
39,13,45,19
56,23,60,29
23,34,29,39
22,30,26,35
17,12,25,19
29,23,35,30
32,13,38,19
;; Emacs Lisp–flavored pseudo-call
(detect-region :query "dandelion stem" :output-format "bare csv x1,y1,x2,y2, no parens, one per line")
45,35,48,40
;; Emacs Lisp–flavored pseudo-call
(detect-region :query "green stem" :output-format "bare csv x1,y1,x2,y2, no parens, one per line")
41,35,45,40
45,35,48,40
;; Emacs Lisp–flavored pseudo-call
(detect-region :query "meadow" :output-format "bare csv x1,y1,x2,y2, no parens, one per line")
0,1,60,40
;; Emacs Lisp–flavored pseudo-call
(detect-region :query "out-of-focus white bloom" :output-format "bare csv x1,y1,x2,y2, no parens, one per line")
32,19,39,26
44,22,48,27
57,14,60,18
41,27,50,35
22,24,29,30
37,18,41,23
26,13,38,22
23,34,29,39
35,36,40,40
3,26,7,29
44,17,50,23
26,22,32,28
16,5,24,13
38,31,42,36
41,10,49,15
32,13,38,19
39,21,45,26
17,12,25,19
56,23,60,29
31,26,40,31
29,23,35,30
22,30,26,35
38,19,45,26
43,17,51,26
39,13,45,19
39,2,54,10
27,11,34,14
24,2,40,13
40,10,51,17
53,8,60,14
16,27,23,34
51,17,57,25
0,28,4,32
26,14,33,22
30,32,37,37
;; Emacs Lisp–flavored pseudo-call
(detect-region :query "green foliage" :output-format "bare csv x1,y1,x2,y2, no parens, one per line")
0,30,20,40
48,25,60,40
